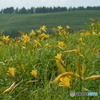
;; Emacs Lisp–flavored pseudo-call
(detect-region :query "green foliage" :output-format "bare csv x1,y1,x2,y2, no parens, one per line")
0,20,100,99
0,10,100,37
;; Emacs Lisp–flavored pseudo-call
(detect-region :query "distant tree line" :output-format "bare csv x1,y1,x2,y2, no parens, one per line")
0,6,100,14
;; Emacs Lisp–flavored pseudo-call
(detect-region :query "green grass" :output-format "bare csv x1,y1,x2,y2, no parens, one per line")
0,20,100,99
0,10,100,33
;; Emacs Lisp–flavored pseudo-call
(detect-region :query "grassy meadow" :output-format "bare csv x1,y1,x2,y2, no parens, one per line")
0,10,100,34
0,18,100,100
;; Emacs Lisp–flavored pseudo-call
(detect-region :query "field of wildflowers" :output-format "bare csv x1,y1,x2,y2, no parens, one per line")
0,18,100,100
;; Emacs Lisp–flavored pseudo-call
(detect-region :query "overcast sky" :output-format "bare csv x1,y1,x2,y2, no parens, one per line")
0,0,100,10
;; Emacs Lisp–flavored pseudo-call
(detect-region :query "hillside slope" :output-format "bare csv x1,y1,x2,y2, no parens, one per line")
0,10,100,33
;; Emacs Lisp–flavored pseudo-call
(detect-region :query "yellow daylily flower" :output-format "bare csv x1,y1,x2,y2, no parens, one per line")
91,23,95,27
79,38,83,42
22,34,30,42
57,26,63,30
55,53,62,60
29,30,36,36
59,76,71,88
2,36,10,42
58,41,64,47
92,32,97,36
8,67,16,77
40,25,47,31
0,41,4,45
37,33,45,38
66,25,70,29
53,72,80,83
80,33,85,36
36,29,41,33
44,34,50,38
85,32,91,36
30,70,38,78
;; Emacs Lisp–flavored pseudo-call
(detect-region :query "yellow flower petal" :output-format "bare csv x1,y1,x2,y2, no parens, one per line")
58,41,64,47
55,53,62,60
30,70,38,78
66,25,70,29
40,25,47,31
57,26,63,30
79,38,83,42
29,30,36,36
58,77,71,88
8,67,16,77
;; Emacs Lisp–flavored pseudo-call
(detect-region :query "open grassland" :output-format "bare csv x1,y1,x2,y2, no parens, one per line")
0,19,100,100
0,10,100,33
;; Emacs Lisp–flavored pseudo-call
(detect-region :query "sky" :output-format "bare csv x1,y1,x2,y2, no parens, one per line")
0,0,100,10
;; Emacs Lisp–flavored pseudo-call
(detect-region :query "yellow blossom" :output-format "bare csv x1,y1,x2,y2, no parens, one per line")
53,72,80,83
80,33,85,36
58,41,64,47
79,38,83,42
92,32,97,36
66,25,70,29
2,36,10,42
85,32,91,36
44,34,50,38
22,34,30,42
91,23,95,27
38,33,50,38
53,72,80,88
55,53,62,60
0,41,4,45
34,40,41,47
40,33,46,37
57,26,63,30
29,30,36,36
59,77,71,88
40,25,47,31
36,29,41,33
8,67,16,77
30,70,38,78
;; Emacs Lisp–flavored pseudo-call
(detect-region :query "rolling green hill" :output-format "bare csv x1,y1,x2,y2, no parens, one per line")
0,10,100,33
